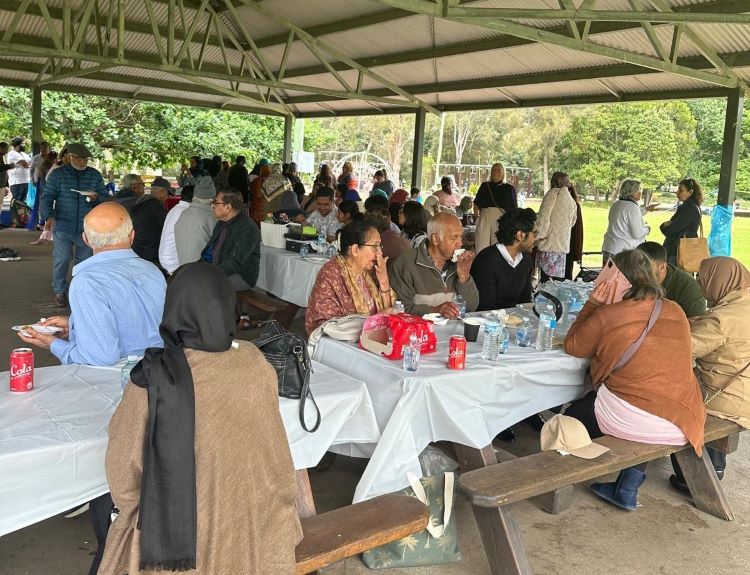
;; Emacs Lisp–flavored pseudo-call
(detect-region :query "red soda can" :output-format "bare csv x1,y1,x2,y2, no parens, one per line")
10,348,34,392
448,335,466,370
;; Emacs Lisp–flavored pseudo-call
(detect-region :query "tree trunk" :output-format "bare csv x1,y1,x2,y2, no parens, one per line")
543,144,549,192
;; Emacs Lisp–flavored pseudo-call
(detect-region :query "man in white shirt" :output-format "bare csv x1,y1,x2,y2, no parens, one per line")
159,185,193,274
305,186,341,240
7,136,31,226
29,141,50,186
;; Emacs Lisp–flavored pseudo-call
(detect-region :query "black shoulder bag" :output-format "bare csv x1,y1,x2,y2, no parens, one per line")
254,321,321,432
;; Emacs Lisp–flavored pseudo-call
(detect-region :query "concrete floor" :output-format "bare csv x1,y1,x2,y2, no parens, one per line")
1,227,749,575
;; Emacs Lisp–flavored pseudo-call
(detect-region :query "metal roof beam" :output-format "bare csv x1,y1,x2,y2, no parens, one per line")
0,39,418,108
381,0,740,88
444,6,750,24
282,50,750,104
294,87,736,118
279,0,750,79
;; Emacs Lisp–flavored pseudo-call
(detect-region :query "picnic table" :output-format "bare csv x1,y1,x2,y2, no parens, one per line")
0,361,380,537
311,312,590,502
256,245,327,308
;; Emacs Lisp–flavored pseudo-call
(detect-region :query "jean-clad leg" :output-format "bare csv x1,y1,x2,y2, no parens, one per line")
73,232,93,265
52,231,75,294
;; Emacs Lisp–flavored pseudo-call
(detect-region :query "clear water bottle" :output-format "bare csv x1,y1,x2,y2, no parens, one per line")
498,320,509,354
326,243,338,259
515,317,531,347
393,300,405,314
481,315,501,361
403,331,420,372
120,355,139,394
455,294,466,319
299,244,309,258
535,303,556,352
317,232,327,254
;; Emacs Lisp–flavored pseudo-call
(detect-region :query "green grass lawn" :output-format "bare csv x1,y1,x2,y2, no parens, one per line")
525,199,750,268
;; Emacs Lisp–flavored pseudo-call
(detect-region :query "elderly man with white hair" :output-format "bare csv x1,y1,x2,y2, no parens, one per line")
389,212,479,318
18,202,165,366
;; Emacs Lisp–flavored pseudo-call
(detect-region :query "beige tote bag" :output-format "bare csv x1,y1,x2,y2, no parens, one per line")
677,213,709,273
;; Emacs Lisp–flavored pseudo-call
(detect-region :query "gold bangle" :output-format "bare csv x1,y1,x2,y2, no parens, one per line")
380,288,391,293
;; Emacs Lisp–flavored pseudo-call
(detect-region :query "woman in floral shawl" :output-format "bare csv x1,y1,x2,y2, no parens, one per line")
305,220,394,335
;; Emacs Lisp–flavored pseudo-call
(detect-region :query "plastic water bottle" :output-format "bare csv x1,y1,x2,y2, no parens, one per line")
317,232,327,254
515,317,531,347
299,244,309,258
481,315,501,361
535,304,556,352
326,243,338,259
455,294,466,319
120,355,139,394
403,332,420,372
394,300,405,314
498,320,509,354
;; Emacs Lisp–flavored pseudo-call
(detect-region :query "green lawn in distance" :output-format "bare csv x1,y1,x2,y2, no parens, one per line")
524,199,749,268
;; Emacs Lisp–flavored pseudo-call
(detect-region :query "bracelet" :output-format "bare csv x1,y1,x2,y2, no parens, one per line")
380,287,391,293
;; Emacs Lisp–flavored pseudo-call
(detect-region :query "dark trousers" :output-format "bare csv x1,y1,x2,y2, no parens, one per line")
564,252,576,281
88,492,114,575
565,391,648,472
670,448,727,483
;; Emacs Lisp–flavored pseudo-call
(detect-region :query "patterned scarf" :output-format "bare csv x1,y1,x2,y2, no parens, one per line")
336,255,388,315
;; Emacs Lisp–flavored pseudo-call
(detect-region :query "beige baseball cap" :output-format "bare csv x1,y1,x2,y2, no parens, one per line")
540,414,610,459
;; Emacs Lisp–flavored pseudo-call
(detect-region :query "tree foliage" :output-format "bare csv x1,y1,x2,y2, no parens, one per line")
0,87,284,171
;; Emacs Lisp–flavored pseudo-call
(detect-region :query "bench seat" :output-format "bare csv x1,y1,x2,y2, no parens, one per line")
460,415,741,510
295,494,428,574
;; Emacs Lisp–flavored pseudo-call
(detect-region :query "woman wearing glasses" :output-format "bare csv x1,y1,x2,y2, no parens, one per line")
305,220,394,335
660,177,704,266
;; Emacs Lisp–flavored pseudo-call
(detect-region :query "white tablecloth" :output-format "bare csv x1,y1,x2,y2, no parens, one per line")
0,361,379,537
256,245,326,307
312,320,590,502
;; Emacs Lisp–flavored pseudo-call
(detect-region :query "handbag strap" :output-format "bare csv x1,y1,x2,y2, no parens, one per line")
295,347,321,433
704,359,750,405
407,471,454,539
609,299,663,375
697,204,705,238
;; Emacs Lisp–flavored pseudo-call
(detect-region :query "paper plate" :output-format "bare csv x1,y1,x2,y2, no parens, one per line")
12,324,63,335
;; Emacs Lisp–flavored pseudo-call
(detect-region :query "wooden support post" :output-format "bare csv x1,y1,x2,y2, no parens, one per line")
717,86,745,207
674,448,734,521
707,432,740,455
31,86,42,155
453,443,533,575
411,107,426,189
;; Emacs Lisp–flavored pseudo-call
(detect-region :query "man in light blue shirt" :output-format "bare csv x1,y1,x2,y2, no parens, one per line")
18,202,165,365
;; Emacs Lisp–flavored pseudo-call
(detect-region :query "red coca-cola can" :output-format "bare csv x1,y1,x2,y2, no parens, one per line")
10,348,34,392
448,335,466,370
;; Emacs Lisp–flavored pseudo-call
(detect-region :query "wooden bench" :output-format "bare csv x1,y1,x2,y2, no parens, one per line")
237,288,299,330
456,416,743,575
293,470,428,574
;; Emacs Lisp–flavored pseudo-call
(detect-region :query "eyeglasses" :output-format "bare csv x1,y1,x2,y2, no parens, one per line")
211,201,227,206
361,243,383,251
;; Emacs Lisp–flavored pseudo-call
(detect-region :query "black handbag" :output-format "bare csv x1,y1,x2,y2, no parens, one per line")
254,321,321,432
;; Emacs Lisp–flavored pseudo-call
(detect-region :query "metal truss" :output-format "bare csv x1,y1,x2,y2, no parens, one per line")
380,0,748,89
0,0,436,115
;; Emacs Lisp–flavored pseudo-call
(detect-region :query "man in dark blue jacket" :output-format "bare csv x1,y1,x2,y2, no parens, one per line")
42,142,109,307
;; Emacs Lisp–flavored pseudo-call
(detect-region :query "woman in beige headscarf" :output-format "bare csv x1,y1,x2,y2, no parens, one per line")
473,163,517,253
669,256,750,493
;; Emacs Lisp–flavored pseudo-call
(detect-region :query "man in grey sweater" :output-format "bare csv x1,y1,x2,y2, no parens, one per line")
389,212,479,317
174,176,217,268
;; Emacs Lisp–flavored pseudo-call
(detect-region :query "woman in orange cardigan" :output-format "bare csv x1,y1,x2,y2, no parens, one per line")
564,249,706,511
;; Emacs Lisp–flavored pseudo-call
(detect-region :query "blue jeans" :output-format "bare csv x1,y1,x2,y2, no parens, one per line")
53,230,92,294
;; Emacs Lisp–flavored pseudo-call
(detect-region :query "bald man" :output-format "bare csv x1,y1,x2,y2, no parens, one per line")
389,212,479,317
18,202,166,366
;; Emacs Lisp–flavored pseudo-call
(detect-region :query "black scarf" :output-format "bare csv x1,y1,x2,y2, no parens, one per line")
130,262,236,571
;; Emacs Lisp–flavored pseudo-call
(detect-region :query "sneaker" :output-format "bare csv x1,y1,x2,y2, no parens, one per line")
55,293,68,307
63,502,90,518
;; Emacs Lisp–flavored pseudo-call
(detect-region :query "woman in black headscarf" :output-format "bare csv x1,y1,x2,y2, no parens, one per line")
98,263,301,574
